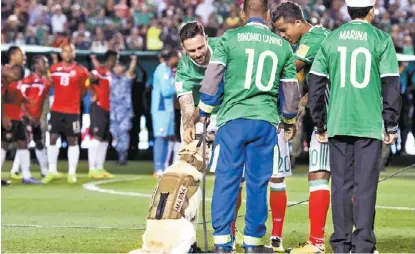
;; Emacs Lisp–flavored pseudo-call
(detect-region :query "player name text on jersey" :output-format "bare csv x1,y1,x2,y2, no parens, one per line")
237,32,283,46
339,30,368,41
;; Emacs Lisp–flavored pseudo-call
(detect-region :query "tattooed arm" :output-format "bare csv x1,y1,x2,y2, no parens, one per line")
178,93,196,144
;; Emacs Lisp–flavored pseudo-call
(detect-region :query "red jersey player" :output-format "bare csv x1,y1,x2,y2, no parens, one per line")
87,50,118,179
43,44,89,184
19,55,51,178
1,64,42,184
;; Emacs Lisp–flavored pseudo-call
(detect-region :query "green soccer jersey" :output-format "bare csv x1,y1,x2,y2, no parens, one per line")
294,25,330,76
175,37,220,113
310,20,399,140
209,22,298,128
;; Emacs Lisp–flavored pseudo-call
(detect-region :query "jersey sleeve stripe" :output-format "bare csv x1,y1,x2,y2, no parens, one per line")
380,73,400,78
280,79,299,83
309,71,329,78
209,60,226,67
177,91,193,97
294,54,311,64
198,101,215,114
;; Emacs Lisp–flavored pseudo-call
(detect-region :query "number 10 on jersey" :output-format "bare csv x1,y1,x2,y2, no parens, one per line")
244,48,279,92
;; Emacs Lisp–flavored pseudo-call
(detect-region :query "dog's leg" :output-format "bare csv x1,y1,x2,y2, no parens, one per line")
171,219,197,254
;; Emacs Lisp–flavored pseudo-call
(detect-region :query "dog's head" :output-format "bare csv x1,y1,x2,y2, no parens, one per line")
178,134,214,172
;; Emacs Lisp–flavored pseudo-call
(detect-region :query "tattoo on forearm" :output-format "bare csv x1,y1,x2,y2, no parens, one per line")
179,94,195,129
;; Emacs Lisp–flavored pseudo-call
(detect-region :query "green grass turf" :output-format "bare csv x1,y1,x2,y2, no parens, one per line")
1,161,415,253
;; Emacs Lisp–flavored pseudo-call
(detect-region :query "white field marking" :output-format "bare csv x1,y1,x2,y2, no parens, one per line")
83,178,415,211
2,223,145,230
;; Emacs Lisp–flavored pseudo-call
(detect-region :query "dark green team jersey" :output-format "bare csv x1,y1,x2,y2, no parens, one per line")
175,37,220,113
310,20,399,140
209,22,298,128
294,25,330,77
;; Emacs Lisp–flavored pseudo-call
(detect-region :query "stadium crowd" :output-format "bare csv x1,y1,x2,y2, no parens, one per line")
1,0,415,52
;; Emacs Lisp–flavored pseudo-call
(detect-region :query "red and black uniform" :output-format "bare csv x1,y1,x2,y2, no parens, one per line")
49,62,88,136
1,81,26,142
90,67,111,139
20,73,51,143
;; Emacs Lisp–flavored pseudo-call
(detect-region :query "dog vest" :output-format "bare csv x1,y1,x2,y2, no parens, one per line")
148,173,199,220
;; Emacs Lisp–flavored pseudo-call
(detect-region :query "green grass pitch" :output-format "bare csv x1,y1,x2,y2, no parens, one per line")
2,161,415,253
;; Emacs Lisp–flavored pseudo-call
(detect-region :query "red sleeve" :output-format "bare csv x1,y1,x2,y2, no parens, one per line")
44,78,51,93
50,63,58,73
79,66,89,88
20,76,32,85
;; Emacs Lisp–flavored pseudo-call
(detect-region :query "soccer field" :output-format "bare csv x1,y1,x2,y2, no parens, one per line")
2,161,415,253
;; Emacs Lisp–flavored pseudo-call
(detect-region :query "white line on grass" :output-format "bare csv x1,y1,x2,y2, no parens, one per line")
82,178,415,211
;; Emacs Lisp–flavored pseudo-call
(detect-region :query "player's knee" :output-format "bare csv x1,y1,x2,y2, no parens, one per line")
49,134,58,145
1,142,9,150
67,137,78,146
16,140,28,149
308,171,330,181
35,141,44,150
269,177,285,183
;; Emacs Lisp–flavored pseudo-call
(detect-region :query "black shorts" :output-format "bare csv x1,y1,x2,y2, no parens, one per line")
89,102,109,139
1,120,26,142
22,117,42,142
48,111,81,137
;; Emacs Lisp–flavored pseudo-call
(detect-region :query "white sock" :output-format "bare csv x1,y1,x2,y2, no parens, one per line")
35,148,48,176
96,142,108,169
17,149,31,179
1,148,7,168
88,139,100,171
68,145,80,175
47,145,59,173
10,153,20,173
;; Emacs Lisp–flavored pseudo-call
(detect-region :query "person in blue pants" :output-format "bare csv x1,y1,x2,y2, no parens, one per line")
196,0,300,251
151,50,181,178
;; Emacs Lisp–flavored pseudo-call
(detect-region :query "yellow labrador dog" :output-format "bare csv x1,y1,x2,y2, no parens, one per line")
129,136,211,254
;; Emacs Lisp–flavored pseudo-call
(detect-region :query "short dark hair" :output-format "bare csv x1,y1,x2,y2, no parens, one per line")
7,46,22,61
243,0,269,16
271,1,305,23
165,49,180,60
12,64,25,80
179,22,205,43
31,55,47,71
347,6,373,20
105,50,118,61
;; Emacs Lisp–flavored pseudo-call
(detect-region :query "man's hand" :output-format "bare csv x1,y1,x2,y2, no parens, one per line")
131,55,137,62
91,94,97,102
2,116,12,130
278,122,297,142
316,131,328,143
383,132,398,145
184,123,196,144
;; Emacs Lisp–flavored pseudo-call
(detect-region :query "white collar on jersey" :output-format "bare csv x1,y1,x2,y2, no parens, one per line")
349,20,370,24
246,22,269,29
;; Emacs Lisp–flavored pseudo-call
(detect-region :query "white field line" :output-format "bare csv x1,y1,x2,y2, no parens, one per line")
83,179,415,211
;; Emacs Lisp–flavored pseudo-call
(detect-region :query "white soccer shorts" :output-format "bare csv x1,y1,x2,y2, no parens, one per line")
271,129,292,178
309,132,330,172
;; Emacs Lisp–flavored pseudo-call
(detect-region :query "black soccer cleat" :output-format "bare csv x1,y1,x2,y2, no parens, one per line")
245,245,275,253
213,245,232,253
1,179,11,186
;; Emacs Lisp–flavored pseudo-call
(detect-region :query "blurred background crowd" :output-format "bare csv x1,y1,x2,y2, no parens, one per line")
2,0,415,53
1,0,414,162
